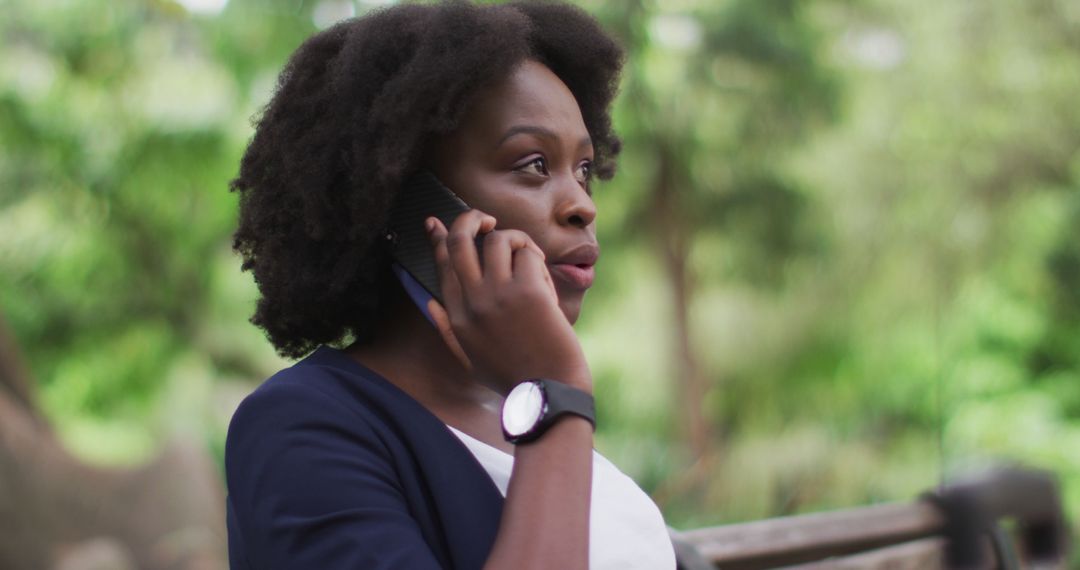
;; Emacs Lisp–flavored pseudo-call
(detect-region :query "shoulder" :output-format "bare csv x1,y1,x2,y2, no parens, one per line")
231,358,363,420
224,349,408,495
226,347,406,441
223,351,450,569
225,351,394,462
224,346,443,484
228,364,360,440
223,350,417,530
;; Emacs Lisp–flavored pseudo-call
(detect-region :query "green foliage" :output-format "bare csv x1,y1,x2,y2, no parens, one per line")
1,0,295,463
3,0,1080,552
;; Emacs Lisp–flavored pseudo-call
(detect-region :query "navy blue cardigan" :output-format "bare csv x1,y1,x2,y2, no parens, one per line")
225,346,505,569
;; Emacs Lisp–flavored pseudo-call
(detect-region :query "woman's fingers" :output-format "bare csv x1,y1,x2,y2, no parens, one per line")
513,246,558,304
431,210,558,329
428,217,464,311
444,210,495,287
426,213,580,393
483,229,537,283
523,238,545,262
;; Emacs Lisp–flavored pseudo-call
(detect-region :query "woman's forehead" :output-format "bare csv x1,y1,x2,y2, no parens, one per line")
461,60,590,145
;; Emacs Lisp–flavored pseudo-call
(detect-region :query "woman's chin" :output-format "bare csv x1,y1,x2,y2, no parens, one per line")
559,296,585,325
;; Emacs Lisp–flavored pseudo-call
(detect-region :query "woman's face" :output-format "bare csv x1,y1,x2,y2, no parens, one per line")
432,60,599,324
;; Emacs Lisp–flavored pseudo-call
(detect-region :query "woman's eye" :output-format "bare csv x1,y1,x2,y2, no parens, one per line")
574,161,592,184
518,157,548,176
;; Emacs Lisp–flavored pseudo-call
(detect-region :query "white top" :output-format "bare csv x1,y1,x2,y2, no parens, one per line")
447,426,677,570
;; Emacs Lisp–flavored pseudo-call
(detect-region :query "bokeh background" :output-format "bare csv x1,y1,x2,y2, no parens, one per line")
2,0,1079,567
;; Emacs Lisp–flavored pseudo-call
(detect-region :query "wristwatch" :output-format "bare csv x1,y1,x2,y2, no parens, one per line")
501,379,595,444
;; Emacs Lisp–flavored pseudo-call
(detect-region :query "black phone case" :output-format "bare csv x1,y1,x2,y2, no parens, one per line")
386,172,476,305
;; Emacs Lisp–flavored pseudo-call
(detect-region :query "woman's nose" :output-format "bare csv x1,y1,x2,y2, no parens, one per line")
556,176,597,229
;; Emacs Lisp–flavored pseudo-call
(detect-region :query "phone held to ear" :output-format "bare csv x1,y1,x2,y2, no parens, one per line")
385,172,479,325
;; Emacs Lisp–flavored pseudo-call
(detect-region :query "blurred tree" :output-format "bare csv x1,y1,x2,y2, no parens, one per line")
593,0,839,505
0,0,305,463
0,312,226,569
0,0,308,566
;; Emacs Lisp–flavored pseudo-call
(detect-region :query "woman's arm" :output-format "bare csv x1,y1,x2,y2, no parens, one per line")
484,417,593,570
426,211,594,570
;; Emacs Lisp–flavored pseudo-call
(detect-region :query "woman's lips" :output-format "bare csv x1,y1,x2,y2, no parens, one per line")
548,263,595,290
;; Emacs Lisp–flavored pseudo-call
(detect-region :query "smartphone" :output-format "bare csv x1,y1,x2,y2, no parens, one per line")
385,171,479,321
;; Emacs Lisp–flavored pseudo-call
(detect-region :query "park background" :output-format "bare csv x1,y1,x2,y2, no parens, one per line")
2,0,1079,567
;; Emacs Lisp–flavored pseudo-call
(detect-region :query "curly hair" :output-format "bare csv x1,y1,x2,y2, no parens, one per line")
231,1,624,359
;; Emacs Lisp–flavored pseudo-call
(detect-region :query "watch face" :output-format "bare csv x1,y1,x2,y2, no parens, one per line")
502,381,545,438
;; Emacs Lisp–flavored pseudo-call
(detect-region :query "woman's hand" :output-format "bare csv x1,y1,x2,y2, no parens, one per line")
425,210,592,395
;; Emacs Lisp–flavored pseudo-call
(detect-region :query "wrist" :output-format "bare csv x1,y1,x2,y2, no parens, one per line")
537,361,593,394
546,372,592,395
501,379,595,444
500,366,592,396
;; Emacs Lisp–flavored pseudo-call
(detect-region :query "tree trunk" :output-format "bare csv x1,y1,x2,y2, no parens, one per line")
0,315,41,423
650,143,713,468
0,316,227,570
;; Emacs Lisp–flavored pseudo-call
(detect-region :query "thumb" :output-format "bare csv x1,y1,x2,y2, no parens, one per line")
427,298,472,371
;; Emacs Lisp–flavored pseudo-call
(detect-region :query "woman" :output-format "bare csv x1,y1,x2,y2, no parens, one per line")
225,2,676,568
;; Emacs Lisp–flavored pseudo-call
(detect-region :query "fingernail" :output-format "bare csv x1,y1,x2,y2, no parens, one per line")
425,218,435,232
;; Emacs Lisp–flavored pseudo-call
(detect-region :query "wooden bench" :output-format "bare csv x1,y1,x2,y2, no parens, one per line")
670,467,1067,570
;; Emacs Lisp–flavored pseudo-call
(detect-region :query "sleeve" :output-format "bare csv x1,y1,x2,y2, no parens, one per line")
225,378,445,570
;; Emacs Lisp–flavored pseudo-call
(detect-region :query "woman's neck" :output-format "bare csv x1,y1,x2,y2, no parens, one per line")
346,298,510,450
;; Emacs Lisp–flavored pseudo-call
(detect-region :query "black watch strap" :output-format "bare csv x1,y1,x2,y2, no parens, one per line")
506,379,595,444
538,379,596,433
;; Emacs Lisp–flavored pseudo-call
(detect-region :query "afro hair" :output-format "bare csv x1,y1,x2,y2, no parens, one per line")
231,0,624,358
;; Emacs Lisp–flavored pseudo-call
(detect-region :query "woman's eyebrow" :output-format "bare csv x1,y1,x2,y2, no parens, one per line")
496,125,593,151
